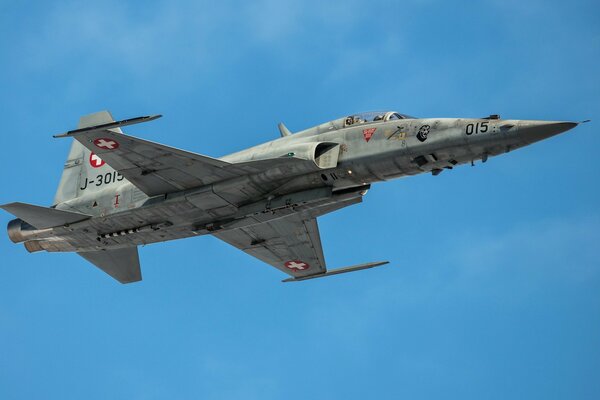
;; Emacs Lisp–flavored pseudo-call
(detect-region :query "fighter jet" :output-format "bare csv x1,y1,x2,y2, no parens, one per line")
1,111,584,283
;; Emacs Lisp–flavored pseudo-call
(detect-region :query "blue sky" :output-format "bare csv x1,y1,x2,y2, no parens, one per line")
1,1,599,399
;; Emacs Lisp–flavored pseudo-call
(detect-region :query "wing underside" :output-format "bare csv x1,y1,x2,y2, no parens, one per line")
214,214,326,278
213,192,378,280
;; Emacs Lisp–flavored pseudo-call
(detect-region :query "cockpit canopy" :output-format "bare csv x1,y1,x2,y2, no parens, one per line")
344,111,415,127
294,110,417,137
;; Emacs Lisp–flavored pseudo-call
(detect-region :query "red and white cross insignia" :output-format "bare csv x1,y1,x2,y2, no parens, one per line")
363,128,377,142
93,138,119,150
285,260,310,271
89,152,105,168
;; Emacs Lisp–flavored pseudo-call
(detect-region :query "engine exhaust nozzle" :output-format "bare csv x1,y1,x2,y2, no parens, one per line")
7,219,37,243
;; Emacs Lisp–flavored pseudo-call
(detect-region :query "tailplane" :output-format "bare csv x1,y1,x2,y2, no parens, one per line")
0,202,90,231
78,246,142,284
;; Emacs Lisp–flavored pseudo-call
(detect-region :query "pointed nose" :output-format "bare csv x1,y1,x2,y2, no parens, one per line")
518,121,578,143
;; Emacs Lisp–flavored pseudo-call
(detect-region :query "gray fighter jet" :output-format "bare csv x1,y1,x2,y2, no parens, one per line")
1,111,583,283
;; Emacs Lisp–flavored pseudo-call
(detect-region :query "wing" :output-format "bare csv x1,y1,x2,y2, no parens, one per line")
55,115,240,196
78,246,141,283
213,191,390,281
213,213,326,278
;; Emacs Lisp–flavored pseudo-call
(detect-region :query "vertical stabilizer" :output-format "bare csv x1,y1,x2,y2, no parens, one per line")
53,111,127,205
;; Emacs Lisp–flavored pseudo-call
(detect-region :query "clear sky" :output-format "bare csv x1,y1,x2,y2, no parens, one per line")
1,1,599,399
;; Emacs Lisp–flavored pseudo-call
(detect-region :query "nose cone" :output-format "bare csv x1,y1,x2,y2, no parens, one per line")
518,121,578,143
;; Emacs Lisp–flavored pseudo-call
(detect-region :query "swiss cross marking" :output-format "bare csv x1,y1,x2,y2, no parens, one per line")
93,138,119,150
285,260,310,271
89,152,105,168
363,128,377,142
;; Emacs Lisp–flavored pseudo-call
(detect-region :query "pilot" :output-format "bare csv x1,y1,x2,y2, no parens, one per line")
374,114,384,121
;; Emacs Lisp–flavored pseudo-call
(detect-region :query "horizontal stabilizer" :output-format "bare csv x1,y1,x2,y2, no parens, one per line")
0,202,91,229
78,246,142,284
281,261,389,282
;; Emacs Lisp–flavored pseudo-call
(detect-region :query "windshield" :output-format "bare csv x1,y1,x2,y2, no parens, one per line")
344,111,415,127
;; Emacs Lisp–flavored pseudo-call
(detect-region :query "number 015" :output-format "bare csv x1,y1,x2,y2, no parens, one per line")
465,121,489,135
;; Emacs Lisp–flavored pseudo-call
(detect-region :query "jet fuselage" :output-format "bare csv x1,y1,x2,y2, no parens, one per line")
3,112,578,283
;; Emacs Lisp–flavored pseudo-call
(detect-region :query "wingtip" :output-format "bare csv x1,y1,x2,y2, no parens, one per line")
0,201,16,210
281,260,391,283
53,113,163,138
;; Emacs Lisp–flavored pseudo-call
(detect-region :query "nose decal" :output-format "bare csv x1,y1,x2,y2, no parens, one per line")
363,128,377,142
417,125,430,142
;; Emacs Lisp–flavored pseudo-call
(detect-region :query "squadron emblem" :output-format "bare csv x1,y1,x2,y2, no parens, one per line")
417,125,430,142
363,128,377,142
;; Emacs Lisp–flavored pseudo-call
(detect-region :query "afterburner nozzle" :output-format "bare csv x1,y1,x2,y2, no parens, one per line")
7,219,36,243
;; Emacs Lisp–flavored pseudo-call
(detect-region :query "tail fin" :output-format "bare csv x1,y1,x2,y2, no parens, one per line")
54,111,128,205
